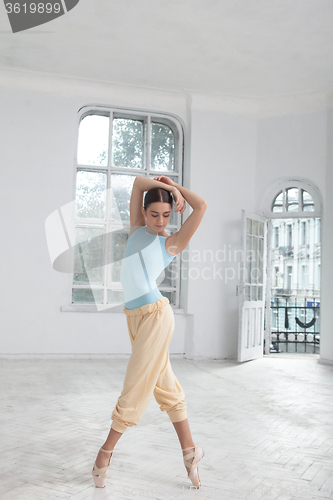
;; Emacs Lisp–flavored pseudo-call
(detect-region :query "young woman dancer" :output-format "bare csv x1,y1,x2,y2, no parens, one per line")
91,175,207,489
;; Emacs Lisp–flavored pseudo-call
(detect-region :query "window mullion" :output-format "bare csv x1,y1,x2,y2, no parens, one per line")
177,128,183,308
282,188,286,212
108,111,113,169
103,115,113,305
105,111,117,305
176,255,180,308
146,115,151,174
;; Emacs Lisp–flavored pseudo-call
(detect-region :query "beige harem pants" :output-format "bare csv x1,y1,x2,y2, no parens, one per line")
111,297,187,433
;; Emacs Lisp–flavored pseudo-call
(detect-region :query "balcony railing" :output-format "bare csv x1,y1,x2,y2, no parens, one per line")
270,296,320,354
278,246,294,257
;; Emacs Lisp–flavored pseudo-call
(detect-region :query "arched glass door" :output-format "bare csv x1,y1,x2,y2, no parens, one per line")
268,186,321,354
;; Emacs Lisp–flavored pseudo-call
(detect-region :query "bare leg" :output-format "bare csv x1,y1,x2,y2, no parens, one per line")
95,428,123,468
172,418,195,474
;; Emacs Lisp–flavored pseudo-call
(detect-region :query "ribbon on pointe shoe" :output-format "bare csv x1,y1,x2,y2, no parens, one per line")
92,447,114,479
182,445,204,488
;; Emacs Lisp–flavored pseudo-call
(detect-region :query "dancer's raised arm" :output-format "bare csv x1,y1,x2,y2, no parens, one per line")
153,176,207,255
129,176,186,231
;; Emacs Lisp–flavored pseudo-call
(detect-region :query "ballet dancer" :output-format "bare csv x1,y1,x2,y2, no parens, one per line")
92,175,207,489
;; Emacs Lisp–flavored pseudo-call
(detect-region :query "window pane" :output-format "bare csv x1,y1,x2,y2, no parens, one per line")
272,190,283,211
108,230,128,283
258,238,264,284
245,285,250,301
258,285,263,300
275,191,283,204
107,289,124,305
73,227,105,284
287,188,298,211
167,198,178,227
287,203,299,212
287,187,298,203
110,174,136,222
246,218,252,234
258,221,264,237
252,237,258,283
151,122,175,171
77,115,109,166
252,220,258,236
246,235,252,283
160,290,176,306
303,190,315,211
157,258,177,287
156,229,177,287
76,171,107,219
112,118,144,169
72,288,103,304
302,190,313,204
251,285,257,301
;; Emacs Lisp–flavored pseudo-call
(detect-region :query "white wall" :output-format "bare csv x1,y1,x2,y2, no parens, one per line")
1,71,332,362
255,109,331,363
186,95,257,358
0,75,189,356
255,111,327,206
320,107,333,364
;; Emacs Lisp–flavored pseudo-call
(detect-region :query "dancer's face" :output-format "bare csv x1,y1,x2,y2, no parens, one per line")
143,202,172,234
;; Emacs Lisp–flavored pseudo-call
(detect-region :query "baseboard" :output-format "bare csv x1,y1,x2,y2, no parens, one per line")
318,357,333,366
0,353,186,359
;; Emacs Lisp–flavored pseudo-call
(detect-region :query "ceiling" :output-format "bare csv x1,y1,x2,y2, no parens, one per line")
0,0,333,99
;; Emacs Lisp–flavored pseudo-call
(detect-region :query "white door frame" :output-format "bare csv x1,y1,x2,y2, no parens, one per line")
264,219,272,355
238,210,267,362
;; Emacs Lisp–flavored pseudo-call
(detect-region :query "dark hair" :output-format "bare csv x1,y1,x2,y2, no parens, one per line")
143,187,173,211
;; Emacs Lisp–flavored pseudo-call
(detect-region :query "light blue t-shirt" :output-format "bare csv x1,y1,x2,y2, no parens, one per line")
120,225,175,309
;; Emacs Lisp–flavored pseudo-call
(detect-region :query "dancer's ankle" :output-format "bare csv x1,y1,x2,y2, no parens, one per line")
182,443,195,454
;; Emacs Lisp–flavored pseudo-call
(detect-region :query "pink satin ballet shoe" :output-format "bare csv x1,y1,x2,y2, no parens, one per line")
91,447,114,488
182,445,204,488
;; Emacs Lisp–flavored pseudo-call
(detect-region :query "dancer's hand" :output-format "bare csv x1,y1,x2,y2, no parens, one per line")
172,187,186,214
153,176,175,187
154,176,185,214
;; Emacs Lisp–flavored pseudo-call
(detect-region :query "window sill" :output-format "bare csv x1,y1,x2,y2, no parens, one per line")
61,304,186,314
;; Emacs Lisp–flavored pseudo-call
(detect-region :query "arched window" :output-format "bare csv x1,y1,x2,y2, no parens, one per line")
271,187,315,213
70,105,184,310
260,179,322,218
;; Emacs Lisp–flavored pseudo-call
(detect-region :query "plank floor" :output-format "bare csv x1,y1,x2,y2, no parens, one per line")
0,353,332,500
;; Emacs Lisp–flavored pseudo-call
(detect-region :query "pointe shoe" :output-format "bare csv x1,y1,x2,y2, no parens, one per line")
91,447,114,488
182,445,204,488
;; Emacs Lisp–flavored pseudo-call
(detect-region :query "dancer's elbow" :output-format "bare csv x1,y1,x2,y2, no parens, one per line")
198,199,207,210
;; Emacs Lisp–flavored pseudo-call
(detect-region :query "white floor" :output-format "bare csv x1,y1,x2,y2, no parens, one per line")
0,354,332,500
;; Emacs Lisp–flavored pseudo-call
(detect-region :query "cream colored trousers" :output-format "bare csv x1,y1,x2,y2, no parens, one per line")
111,297,187,433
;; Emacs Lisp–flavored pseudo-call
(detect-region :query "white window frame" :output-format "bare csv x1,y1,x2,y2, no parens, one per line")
260,179,322,219
62,105,184,313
